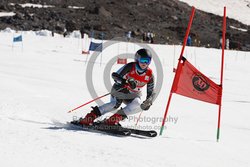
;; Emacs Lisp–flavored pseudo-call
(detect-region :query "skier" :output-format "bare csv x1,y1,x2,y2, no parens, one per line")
78,48,155,126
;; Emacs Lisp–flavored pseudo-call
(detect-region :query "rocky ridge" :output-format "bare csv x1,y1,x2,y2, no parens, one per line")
0,0,249,50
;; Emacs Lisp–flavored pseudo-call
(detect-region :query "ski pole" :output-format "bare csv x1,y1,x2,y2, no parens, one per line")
68,92,111,113
135,111,143,126
68,87,125,113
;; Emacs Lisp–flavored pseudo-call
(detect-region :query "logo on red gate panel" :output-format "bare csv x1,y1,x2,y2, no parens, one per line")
192,74,210,91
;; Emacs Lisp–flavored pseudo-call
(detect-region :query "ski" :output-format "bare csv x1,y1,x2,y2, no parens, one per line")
70,121,157,138
124,128,157,137
70,121,131,136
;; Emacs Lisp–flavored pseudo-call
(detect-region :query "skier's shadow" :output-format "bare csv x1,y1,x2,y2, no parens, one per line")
43,121,127,137
43,120,84,131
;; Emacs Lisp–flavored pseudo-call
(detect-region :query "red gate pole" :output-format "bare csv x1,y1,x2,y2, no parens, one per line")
217,7,226,142
160,7,196,135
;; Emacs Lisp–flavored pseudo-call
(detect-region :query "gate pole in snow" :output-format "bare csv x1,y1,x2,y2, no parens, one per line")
217,7,226,142
160,7,196,136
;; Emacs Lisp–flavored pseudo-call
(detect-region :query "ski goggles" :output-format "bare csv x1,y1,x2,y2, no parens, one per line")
138,57,151,64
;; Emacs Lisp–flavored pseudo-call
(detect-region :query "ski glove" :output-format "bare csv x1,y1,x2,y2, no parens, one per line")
141,97,153,111
126,78,137,89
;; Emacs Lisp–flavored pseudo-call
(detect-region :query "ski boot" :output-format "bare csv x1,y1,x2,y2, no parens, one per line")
104,109,127,126
79,106,101,126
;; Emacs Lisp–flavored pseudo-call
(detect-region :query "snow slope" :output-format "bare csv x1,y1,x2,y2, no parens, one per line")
0,29,250,167
1,2,250,166
179,0,250,25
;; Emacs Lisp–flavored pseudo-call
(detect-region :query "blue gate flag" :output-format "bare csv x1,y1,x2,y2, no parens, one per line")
89,41,102,52
13,35,23,42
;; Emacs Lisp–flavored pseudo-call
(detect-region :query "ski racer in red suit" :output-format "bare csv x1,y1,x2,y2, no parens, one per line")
79,48,155,126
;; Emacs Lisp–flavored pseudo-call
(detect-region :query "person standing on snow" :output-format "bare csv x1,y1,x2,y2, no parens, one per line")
78,48,155,126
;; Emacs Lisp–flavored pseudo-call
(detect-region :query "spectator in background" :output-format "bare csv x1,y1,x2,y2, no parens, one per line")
147,31,151,43
142,31,155,43
187,35,192,46
150,32,155,44
226,38,230,49
126,31,132,41
142,32,147,41
80,28,85,39
219,37,230,49
63,28,67,37
219,37,223,48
